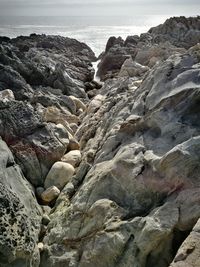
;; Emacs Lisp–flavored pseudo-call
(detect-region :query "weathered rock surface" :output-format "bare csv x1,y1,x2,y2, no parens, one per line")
0,33,96,266
0,138,42,267
170,218,200,267
40,33,200,267
0,34,96,99
1,16,200,267
0,34,95,187
97,16,200,80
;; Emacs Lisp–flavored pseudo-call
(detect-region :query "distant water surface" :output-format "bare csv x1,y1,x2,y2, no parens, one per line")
0,15,169,56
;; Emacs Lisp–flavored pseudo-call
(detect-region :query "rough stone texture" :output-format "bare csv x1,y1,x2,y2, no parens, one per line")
0,138,42,267
97,16,200,80
0,34,96,186
0,33,96,266
69,95,87,112
170,218,200,267
40,40,200,267
148,16,200,49
1,16,200,267
44,162,75,190
0,89,15,101
0,34,96,100
118,57,149,78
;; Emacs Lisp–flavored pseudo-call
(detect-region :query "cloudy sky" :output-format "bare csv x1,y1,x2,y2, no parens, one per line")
0,0,199,16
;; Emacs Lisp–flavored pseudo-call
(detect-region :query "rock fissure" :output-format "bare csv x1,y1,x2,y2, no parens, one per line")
1,16,200,267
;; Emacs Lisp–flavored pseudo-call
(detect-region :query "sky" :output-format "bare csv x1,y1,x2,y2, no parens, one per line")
0,0,199,16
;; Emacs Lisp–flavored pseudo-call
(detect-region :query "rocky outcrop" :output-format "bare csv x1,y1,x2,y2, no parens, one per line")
0,138,42,267
97,16,200,80
0,34,97,266
148,16,200,49
0,34,96,100
0,34,97,187
1,16,200,267
40,38,200,267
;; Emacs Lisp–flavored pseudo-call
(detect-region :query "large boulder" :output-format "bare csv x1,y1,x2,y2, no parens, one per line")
61,150,81,167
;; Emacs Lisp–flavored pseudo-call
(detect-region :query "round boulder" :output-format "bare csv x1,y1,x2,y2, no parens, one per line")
61,150,81,167
44,161,75,190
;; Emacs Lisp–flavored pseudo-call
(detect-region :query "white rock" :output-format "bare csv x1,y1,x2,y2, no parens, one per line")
69,95,86,112
0,89,15,101
44,162,75,190
41,186,60,202
38,242,44,252
87,94,105,113
61,150,81,167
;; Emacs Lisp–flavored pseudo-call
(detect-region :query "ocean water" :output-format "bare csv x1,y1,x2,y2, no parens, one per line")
0,15,169,56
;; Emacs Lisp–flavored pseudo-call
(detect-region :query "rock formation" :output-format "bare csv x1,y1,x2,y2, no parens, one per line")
97,16,200,80
0,16,200,267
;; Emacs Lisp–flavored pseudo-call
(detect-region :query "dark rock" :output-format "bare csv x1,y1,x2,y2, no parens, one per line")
0,99,69,186
0,63,33,100
0,138,41,267
97,16,200,81
105,36,124,53
149,16,200,49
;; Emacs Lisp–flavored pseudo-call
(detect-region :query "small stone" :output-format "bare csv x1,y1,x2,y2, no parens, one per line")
38,242,44,252
87,94,105,113
68,138,80,151
42,214,51,226
61,150,81,167
41,186,60,203
36,187,45,198
44,162,75,190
